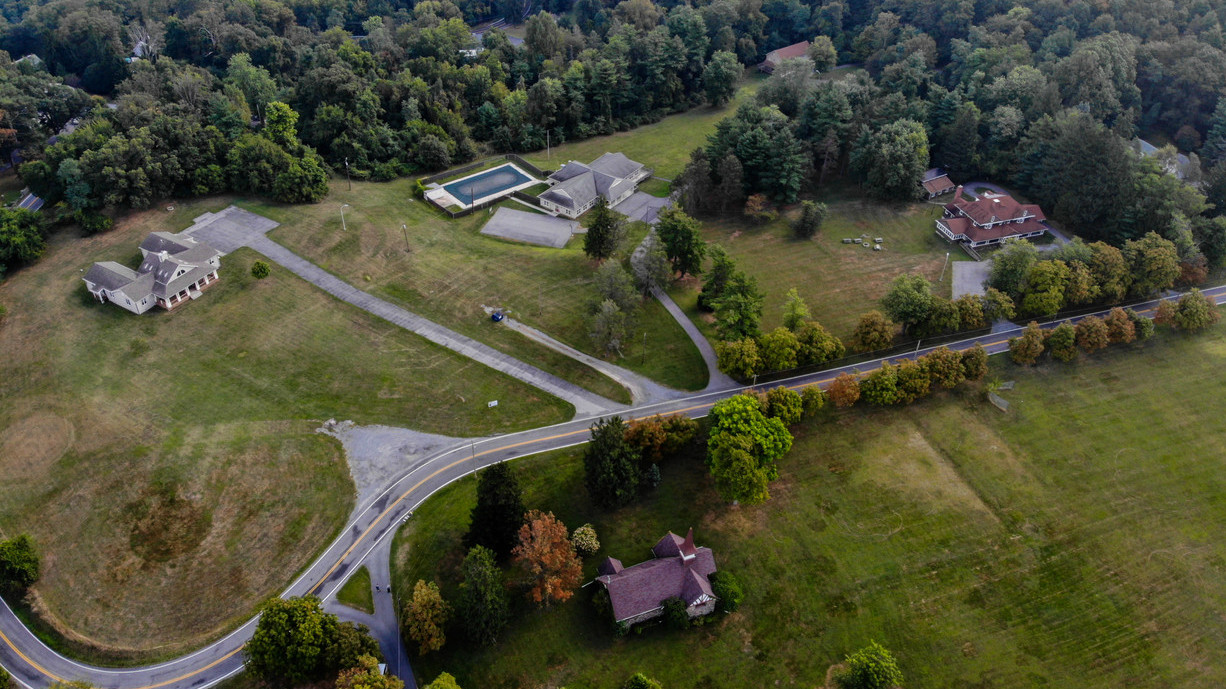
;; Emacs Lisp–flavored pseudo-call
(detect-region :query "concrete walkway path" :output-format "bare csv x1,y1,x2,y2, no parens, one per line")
502,318,685,405
652,287,739,391
630,229,738,392
247,236,622,417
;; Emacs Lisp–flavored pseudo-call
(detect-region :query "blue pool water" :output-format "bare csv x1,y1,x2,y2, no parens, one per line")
443,164,532,206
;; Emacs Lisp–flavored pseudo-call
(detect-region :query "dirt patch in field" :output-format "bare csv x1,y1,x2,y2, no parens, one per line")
858,423,1000,523
0,412,74,481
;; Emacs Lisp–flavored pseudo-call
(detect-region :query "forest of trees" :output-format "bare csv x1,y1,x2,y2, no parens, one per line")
0,0,1224,249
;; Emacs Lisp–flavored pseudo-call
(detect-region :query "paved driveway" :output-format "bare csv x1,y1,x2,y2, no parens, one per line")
181,206,280,253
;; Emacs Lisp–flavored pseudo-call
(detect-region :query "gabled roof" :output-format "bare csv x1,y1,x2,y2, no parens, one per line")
598,557,624,576
596,548,717,622
946,192,1043,227
83,262,138,291
941,215,1048,244
766,41,810,64
140,231,196,255
588,152,642,180
922,175,955,194
85,231,220,302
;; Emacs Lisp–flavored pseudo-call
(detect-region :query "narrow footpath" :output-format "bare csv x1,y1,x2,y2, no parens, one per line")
246,236,622,417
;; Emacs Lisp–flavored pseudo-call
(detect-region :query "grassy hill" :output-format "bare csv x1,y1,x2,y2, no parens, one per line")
393,318,1226,689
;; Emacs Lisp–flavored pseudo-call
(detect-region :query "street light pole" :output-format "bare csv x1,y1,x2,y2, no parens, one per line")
401,223,409,251
344,157,351,191
340,203,350,232
939,251,951,282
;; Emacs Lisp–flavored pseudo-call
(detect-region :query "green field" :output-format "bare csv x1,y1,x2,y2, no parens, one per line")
522,72,766,180
255,180,708,393
0,201,572,660
393,319,1226,688
337,566,375,614
671,189,959,341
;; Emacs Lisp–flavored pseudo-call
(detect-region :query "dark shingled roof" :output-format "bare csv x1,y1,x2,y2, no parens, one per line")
596,529,716,623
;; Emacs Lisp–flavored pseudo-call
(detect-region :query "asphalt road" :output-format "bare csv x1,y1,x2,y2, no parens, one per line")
2,285,1224,689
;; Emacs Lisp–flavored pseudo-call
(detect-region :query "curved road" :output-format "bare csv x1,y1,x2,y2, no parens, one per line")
3,286,1224,689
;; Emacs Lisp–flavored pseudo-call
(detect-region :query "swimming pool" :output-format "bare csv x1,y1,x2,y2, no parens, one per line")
443,164,533,206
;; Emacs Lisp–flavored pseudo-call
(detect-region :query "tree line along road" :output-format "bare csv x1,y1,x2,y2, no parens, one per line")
2,285,1223,689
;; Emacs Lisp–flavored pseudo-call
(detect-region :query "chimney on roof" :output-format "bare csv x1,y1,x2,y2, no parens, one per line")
159,250,168,260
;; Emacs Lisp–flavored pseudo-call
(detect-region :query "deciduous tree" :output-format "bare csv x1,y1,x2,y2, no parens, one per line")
881,274,934,332
1123,232,1180,298
715,338,762,379
403,580,449,654
860,362,901,406
703,51,742,106
0,534,39,593
781,288,810,331
851,311,895,352
1173,288,1221,331
763,386,803,425
795,321,846,365
1104,307,1137,343
759,326,801,371
571,524,600,557
624,673,663,689
246,596,338,686
828,373,861,407
336,655,404,689
424,672,462,689
1075,315,1111,353
656,207,706,278
923,347,965,389
960,344,989,380
1046,322,1077,362
512,510,583,606
1009,321,1046,365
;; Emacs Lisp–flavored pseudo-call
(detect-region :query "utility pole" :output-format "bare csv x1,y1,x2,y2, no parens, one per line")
340,203,350,232
546,129,550,160
640,331,646,365
344,157,351,191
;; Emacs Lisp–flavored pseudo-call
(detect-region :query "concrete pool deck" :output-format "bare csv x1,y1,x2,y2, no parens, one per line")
426,163,540,209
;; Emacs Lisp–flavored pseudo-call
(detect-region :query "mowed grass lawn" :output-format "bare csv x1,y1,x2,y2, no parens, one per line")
522,72,765,179
393,319,1226,689
0,202,571,660
671,191,956,341
337,566,374,614
254,181,707,394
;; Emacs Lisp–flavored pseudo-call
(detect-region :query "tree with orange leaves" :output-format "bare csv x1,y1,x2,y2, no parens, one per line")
512,510,582,606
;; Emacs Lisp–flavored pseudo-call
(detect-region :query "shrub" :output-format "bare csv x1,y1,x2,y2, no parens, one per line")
801,385,825,417
709,570,744,612
828,373,861,408
251,260,271,279
661,596,689,630
1104,307,1136,343
571,524,600,557
623,673,663,689
0,534,40,593
834,641,904,689
1126,308,1155,339
75,209,113,235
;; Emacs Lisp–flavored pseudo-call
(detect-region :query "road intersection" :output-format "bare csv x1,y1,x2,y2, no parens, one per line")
2,282,1222,689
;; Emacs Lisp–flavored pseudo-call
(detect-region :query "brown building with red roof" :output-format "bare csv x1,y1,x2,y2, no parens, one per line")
759,41,811,73
594,528,718,627
936,185,1048,248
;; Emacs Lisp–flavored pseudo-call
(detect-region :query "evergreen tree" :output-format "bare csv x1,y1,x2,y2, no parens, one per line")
457,546,510,646
1202,100,1226,166
583,416,643,509
584,198,626,261
464,463,526,560
716,154,744,212
792,200,826,239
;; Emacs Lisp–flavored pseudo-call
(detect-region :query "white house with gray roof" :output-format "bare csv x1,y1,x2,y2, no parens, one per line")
82,231,222,314
539,152,650,218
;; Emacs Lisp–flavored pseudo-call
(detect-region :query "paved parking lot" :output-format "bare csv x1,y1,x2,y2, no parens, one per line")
953,260,991,298
480,207,580,248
